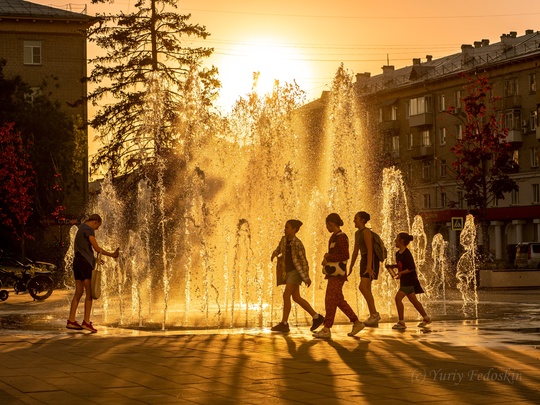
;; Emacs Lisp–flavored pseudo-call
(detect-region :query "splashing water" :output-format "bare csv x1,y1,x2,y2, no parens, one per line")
456,214,478,317
428,233,448,314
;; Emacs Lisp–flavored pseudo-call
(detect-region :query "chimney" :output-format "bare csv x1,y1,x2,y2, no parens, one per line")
426,55,433,62
382,65,395,75
474,41,482,48
461,44,473,65
510,31,517,38
481,39,490,46
526,29,534,35
355,72,371,86
412,58,421,65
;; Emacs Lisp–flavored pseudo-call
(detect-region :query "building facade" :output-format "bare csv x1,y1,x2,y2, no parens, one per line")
0,0,93,206
354,30,540,263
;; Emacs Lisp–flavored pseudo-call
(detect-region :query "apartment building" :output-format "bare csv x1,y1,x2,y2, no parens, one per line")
355,30,540,262
0,0,93,210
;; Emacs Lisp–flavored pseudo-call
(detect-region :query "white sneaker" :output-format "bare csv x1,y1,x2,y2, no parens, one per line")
392,322,406,330
312,328,331,338
347,321,365,337
363,313,381,326
418,317,432,327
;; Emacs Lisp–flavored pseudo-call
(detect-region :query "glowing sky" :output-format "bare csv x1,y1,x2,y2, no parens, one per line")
34,0,540,111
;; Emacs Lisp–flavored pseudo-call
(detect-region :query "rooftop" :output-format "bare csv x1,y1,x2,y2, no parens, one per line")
0,0,89,20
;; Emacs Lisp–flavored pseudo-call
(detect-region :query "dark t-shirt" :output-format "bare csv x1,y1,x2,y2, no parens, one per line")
395,248,417,286
74,223,96,268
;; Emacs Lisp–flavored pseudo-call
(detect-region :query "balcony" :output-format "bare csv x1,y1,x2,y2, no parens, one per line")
379,120,400,133
503,95,522,108
411,145,434,159
537,126,540,140
506,129,523,143
408,112,433,127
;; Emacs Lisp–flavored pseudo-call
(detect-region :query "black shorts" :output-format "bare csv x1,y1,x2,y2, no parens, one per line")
73,252,93,281
360,253,380,280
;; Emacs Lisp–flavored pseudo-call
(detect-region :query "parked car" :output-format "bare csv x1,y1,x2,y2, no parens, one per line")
514,242,540,269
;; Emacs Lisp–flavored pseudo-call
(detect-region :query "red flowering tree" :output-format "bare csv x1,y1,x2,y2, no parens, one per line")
0,122,35,256
449,75,518,256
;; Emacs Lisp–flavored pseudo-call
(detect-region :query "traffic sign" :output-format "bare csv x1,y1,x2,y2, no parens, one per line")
451,217,463,231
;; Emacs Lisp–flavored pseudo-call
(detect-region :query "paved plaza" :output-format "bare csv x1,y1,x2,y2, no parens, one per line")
0,288,539,404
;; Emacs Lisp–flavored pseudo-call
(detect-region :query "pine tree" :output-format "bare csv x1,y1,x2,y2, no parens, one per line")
86,0,220,177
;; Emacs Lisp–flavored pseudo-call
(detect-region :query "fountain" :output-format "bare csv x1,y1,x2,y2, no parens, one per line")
456,214,479,317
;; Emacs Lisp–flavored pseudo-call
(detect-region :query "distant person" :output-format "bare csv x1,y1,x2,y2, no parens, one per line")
387,232,431,330
349,211,381,327
67,214,119,333
270,219,324,333
313,213,364,338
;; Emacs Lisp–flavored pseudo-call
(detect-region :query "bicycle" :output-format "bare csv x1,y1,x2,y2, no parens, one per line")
0,265,54,301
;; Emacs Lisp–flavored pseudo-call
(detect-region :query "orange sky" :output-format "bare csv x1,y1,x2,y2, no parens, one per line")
37,0,540,111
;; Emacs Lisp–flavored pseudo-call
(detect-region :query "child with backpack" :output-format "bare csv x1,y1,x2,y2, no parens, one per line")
388,232,431,330
349,211,381,327
270,219,324,333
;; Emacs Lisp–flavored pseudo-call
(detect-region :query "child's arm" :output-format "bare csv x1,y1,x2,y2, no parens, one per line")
270,237,283,261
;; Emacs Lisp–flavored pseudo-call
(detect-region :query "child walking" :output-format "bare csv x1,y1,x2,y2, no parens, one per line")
389,232,431,330
313,213,364,338
349,211,381,327
270,219,324,333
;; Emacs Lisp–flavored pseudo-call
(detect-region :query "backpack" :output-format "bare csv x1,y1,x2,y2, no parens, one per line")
363,228,387,262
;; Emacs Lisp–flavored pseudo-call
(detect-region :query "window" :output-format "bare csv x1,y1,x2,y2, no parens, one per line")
438,94,446,112
422,160,431,179
378,108,383,123
454,90,461,108
439,127,446,145
511,189,519,205
440,192,447,208
493,197,499,207
24,41,42,65
391,135,399,153
455,124,463,140
391,106,398,121
457,191,464,209
423,194,431,208
533,184,540,204
421,130,431,146
504,109,521,130
504,78,519,97
408,133,414,149
23,87,42,104
529,73,536,94
531,147,539,168
532,184,540,204
440,160,447,177
408,96,432,116
513,149,519,165
530,111,538,131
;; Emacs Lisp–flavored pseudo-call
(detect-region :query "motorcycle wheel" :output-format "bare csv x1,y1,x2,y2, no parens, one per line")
0,290,8,301
27,275,54,301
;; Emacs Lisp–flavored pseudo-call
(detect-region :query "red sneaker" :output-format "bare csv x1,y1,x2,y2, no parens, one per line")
82,321,97,333
66,320,83,330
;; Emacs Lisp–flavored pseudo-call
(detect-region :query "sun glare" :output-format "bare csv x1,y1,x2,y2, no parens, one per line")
216,38,312,110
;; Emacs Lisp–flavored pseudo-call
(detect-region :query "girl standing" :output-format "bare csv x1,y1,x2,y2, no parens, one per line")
349,211,381,326
390,232,431,330
270,220,324,333
313,213,364,338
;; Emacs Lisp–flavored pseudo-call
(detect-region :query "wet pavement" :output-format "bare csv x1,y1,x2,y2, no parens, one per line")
1,288,539,404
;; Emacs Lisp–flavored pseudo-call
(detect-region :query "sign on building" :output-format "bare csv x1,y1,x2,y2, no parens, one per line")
451,217,464,231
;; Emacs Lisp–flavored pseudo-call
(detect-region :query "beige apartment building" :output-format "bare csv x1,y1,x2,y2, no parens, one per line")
355,30,540,262
0,0,93,211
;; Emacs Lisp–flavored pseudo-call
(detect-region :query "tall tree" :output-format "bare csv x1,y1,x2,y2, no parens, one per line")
449,75,518,256
0,122,35,256
86,0,220,177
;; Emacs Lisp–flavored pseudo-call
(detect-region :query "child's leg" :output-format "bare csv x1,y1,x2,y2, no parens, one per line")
406,293,428,318
395,291,406,321
291,286,317,317
323,278,343,329
281,283,295,323
360,278,377,315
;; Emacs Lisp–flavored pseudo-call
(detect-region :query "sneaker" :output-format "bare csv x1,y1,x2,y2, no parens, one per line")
418,317,432,328
66,320,83,330
392,322,407,330
82,321,97,333
347,321,365,337
312,328,331,339
270,322,290,333
310,314,325,331
363,313,381,327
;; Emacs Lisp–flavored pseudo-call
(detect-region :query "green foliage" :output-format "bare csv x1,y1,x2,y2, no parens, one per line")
86,0,220,177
